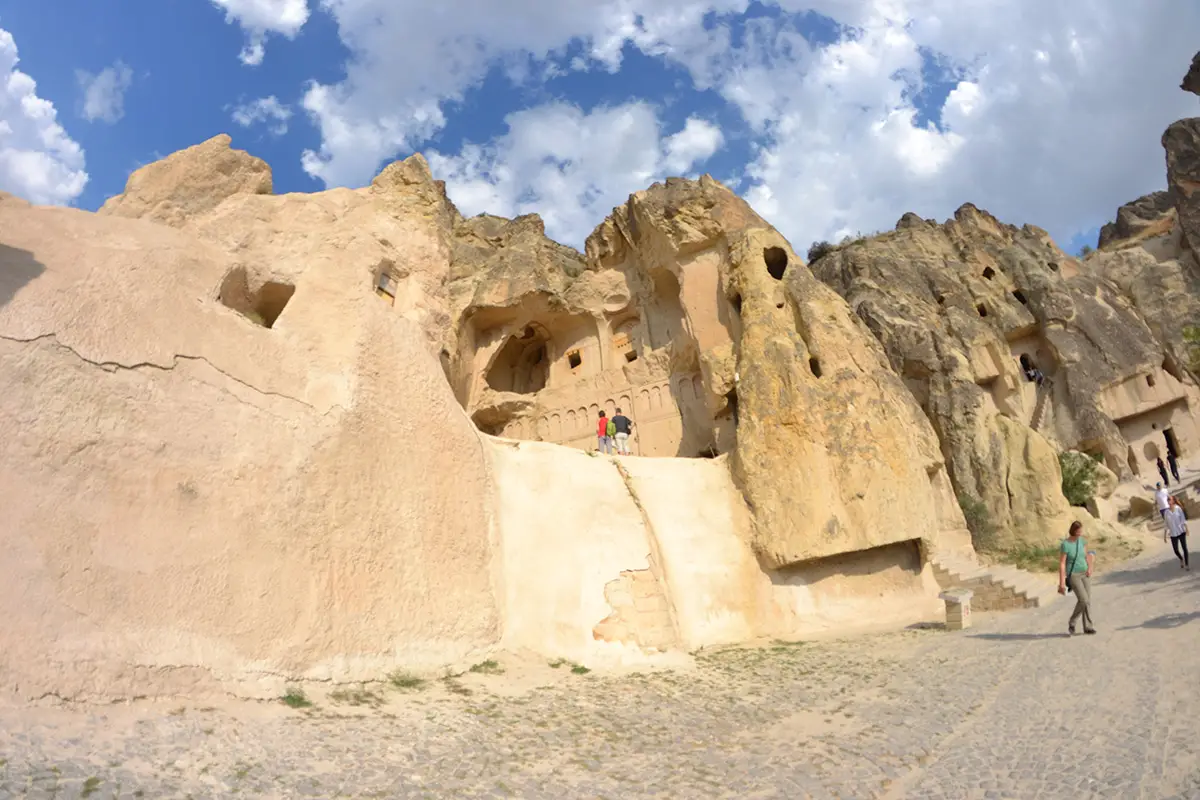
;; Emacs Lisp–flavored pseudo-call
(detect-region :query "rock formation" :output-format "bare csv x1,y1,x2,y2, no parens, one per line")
1098,191,1174,249
99,134,273,227
10,50,1199,700
0,137,975,702
1183,51,1200,97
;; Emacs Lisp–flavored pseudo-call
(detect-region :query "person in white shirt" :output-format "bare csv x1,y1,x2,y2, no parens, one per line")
1155,483,1171,520
1164,496,1190,571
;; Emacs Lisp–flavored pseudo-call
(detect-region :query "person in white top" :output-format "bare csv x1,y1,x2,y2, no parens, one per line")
1164,496,1190,571
1155,483,1171,519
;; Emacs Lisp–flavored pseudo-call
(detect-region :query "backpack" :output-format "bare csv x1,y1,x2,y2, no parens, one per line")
606,420,616,437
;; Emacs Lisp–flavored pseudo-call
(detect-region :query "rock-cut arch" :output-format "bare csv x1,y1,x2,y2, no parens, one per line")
486,323,551,394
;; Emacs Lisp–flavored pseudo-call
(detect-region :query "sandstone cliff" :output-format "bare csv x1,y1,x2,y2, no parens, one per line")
1,135,971,701
812,204,1198,550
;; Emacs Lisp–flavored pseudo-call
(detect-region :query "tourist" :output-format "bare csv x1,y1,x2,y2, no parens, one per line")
596,410,611,455
611,408,634,455
1157,482,1171,520
1164,496,1191,571
1168,449,1181,483
1157,457,1171,487
1058,520,1096,635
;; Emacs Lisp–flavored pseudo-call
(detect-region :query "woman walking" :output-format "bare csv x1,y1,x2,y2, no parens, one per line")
1058,520,1096,636
1164,495,1191,570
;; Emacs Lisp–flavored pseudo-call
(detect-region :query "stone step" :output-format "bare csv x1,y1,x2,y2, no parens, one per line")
931,555,1061,611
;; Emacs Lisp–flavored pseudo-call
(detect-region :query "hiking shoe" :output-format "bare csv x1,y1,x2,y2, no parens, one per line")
1084,629,1097,635
1068,625,1076,636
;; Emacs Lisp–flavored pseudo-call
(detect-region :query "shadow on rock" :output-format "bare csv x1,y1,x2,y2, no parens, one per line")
0,243,45,310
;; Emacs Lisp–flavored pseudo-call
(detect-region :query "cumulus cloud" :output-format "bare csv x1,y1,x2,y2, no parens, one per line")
298,0,1200,251
299,0,743,187
721,0,1200,249
428,104,724,245
0,29,87,205
208,0,309,65
76,61,133,123
231,95,293,135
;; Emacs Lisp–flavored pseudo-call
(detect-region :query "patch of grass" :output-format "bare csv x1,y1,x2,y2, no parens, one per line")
469,659,504,675
570,664,591,675
996,544,1061,573
82,777,101,797
387,670,426,690
547,658,567,669
202,728,214,736
280,688,312,709
957,493,997,550
167,706,186,717
442,676,472,696
329,687,383,708
233,762,253,780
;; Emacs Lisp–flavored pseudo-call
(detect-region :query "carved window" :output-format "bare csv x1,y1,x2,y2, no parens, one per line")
568,350,582,369
376,272,398,306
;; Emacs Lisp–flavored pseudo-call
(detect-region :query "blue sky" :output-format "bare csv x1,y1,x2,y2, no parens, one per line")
0,1,1197,254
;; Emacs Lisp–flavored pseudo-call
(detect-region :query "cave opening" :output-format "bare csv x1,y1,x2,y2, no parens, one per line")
764,247,789,281
486,327,550,394
218,267,296,329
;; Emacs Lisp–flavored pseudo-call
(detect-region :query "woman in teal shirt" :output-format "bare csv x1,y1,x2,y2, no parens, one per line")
1058,520,1096,635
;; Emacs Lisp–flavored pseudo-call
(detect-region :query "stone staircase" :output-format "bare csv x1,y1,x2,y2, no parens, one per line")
1146,481,1200,536
931,552,1061,611
1029,378,1054,431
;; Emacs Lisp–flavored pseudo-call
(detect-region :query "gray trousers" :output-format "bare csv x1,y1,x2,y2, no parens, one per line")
1067,573,1094,631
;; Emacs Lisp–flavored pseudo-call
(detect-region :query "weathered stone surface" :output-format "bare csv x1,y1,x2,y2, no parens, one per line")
812,204,1200,549
1098,191,1174,249
1164,119,1200,255
1183,51,1200,96
98,134,273,227
0,191,502,701
0,139,975,701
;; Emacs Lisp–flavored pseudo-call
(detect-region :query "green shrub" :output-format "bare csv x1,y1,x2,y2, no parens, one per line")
1077,244,1094,258
807,241,836,263
1059,451,1098,507
280,688,312,708
957,494,996,550
1184,326,1200,373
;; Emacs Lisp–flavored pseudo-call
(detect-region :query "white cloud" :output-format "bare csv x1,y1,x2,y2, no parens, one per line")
664,117,724,174
721,0,1200,249
428,103,724,245
296,0,1200,252
231,95,293,135
300,0,746,187
76,61,133,123
0,28,87,205
208,0,309,65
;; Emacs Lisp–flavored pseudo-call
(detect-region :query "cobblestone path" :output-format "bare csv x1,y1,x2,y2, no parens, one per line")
1,546,1197,799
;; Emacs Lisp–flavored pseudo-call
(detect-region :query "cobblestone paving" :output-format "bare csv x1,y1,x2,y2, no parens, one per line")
1,547,1198,799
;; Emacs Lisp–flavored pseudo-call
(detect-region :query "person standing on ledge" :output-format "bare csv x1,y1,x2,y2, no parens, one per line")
1157,457,1171,488
1164,495,1191,571
1058,520,1096,636
596,410,611,455
1156,482,1171,520
611,408,634,456
1168,449,1181,483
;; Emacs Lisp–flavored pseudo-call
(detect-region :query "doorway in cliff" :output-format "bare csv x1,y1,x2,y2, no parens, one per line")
1165,428,1181,457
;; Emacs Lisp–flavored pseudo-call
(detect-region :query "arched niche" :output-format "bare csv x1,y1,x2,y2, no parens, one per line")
486,324,551,394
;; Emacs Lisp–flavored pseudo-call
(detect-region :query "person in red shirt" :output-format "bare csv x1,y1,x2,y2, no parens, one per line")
596,410,612,455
